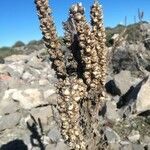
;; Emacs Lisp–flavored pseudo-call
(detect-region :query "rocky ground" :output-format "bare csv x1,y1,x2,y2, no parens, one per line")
0,23,150,150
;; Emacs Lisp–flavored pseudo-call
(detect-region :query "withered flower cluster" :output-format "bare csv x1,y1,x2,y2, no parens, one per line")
35,0,107,149
35,0,66,79
58,77,87,149
91,0,107,86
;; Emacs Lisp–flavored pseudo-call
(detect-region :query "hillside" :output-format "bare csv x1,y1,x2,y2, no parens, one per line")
0,22,150,150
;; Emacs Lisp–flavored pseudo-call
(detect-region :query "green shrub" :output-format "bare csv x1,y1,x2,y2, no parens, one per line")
0,47,22,58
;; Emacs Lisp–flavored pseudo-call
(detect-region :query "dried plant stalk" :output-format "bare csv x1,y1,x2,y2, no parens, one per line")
69,3,101,90
35,0,66,79
35,1,108,149
91,0,107,86
58,77,87,149
90,1,107,114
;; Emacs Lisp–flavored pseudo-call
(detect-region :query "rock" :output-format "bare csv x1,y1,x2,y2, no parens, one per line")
114,71,133,95
132,144,144,150
136,76,150,114
108,143,120,150
142,136,150,146
7,62,24,75
104,127,121,143
39,79,49,86
46,141,69,150
105,101,120,122
22,71,33,81
0,80,9,92
0,64,6,70
0,112,21,131
0,73,11,81
8,78,25,89
4,55,28,63
128,130,140,142
27,56,43,69
43,89,56,99
29,105,53,125
112,34,119,41
46,144,56,150
121,144,132,150
12,89,48,109
27,67,41,79
112,47,137,73
48,127,62,142
2,89,18,100
0,99,19,115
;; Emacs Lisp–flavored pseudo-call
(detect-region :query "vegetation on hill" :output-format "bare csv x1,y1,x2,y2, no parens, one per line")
106,21,149,46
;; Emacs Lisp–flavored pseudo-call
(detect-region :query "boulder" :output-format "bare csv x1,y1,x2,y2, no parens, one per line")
114,71,133,95
105,101,121,122
48,127,62,142
12,89,48,109
6,63,25,78
22,71,33,81
0,112,21,131
0,99,19,115
104,127,121,143
27,56,44,69
128,130,140,143
4,55,28,63
46,141,69,150
136,76,150,114
29,105,53,125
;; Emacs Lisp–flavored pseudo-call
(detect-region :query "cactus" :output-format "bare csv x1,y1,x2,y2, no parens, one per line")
35,0,107,149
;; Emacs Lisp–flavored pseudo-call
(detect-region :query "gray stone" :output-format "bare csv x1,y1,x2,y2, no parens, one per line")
108,143,120,150
114,70,133,95
136,76,150,114
2,89,18,100
0,81,9,92
105,101,120,122
48,127,62,142
12,88,48,109
104,127,121,143
121,144,132,150
0,64,7,73
132,144,144,150
39,79,49,86
142,136,150,145
8,78,25,89
43,89,56,100
4,55,28,63
27,67,41,79
27,56,43,69
0,128,29,146
0,99,19,115
30,105,53,125
7,62,24,76
46,141,69,150
22,71,33,81
0,112,21,131
128,130,140,142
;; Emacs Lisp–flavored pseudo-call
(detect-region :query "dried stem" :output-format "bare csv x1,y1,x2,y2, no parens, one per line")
35,0,66,79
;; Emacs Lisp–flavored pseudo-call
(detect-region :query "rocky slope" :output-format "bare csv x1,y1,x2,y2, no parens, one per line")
0,22,150,150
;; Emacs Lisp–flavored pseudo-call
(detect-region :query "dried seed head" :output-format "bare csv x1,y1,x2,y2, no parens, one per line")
63,88,70,96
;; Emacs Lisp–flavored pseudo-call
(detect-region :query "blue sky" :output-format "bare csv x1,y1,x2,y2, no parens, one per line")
0,0,150,47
